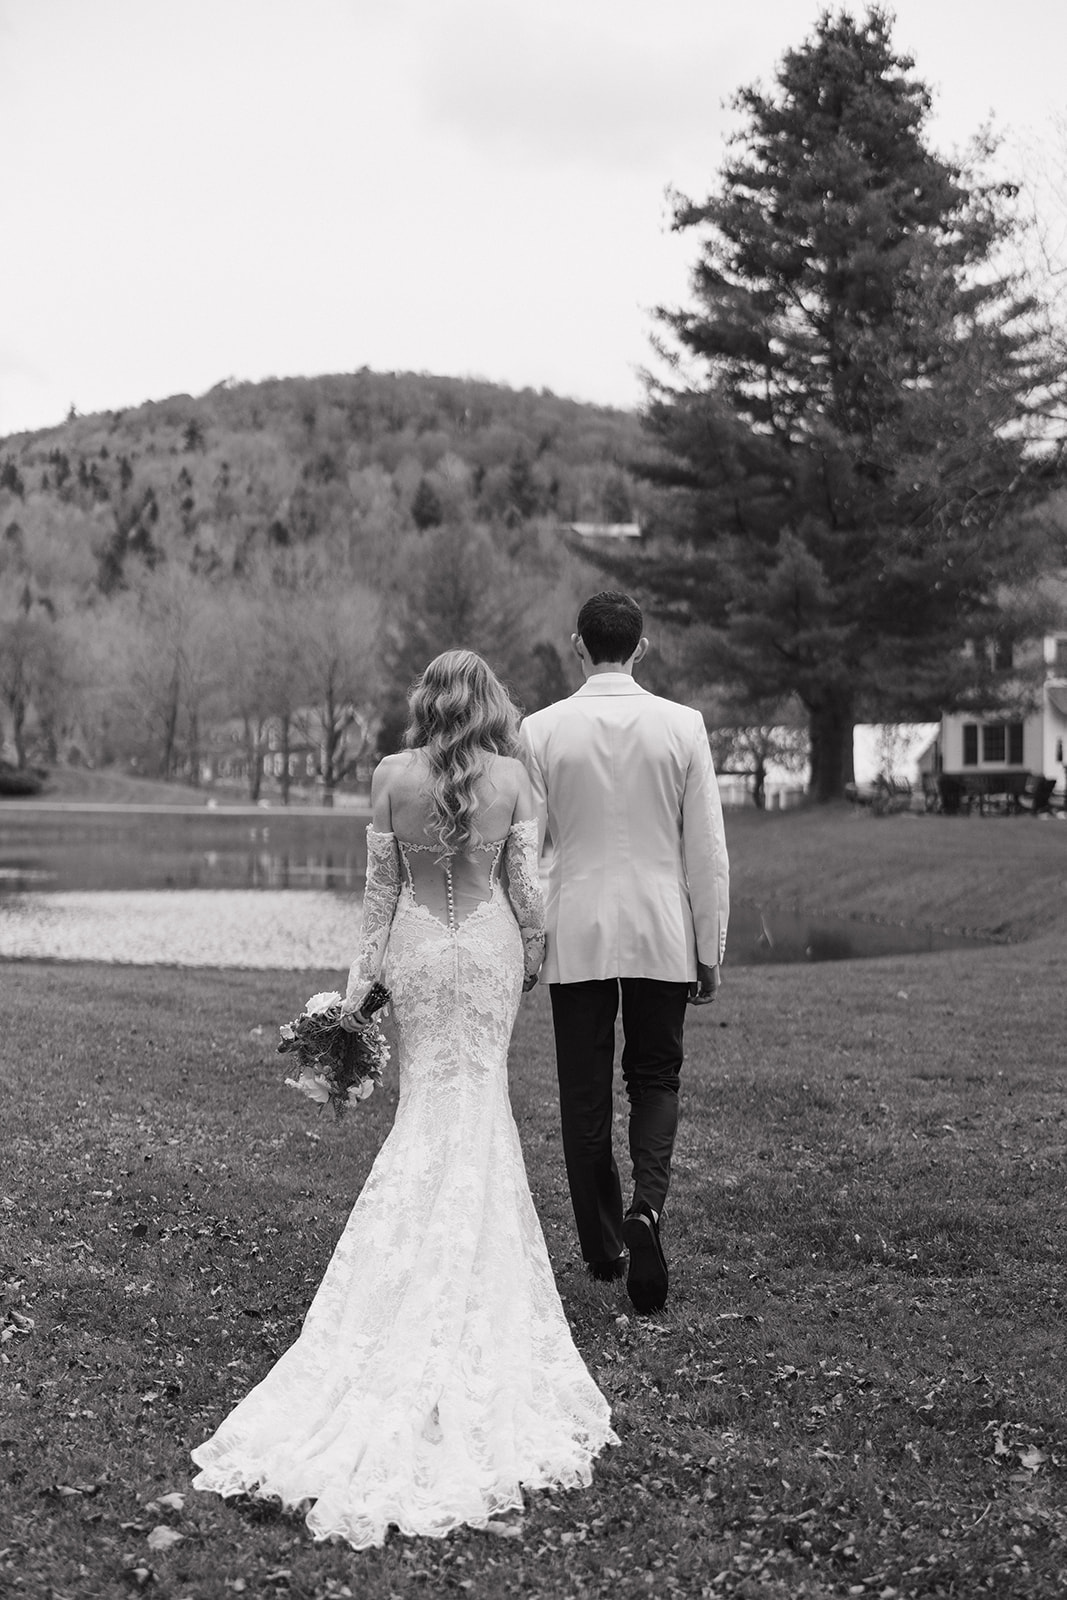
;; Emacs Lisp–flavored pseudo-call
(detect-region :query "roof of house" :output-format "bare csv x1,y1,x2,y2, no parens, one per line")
1048,685,1067,717
567,521,641,540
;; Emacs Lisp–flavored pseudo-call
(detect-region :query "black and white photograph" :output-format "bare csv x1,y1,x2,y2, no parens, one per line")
2,1,1066,1595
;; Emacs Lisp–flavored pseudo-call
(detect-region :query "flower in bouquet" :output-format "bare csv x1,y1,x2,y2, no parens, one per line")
279,987,390,1121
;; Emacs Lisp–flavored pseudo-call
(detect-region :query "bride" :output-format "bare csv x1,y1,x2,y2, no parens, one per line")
191,650,616,1548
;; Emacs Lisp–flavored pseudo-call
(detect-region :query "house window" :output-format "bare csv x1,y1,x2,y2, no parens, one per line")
982,725,1005,762
978,722,1024,764
962,725,978,766
993,639,1014,671
1054,637,1067,674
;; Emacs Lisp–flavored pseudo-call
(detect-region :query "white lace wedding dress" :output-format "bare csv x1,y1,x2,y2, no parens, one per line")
191,819,616,1548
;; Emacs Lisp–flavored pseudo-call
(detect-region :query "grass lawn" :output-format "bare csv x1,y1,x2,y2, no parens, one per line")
28,766,347,810
1,806,1066,1598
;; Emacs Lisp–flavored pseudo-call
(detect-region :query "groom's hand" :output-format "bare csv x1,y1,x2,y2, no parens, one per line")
688,962,720,1004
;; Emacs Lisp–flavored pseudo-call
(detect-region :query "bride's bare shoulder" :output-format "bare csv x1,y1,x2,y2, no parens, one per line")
370,751,420,799
487,753,527,787
485,754,533,811
373,750,419,780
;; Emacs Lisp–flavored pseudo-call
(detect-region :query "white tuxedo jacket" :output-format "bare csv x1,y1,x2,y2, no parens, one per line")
518,674,729,984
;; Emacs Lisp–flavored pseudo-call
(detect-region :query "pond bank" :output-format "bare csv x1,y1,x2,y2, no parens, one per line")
726,803,1067,943
4,800,1065,964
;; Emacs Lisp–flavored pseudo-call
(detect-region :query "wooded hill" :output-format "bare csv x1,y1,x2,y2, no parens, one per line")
1,369,644,592
0,370,645,790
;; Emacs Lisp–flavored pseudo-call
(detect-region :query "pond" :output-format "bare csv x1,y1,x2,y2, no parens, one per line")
0,805,989,969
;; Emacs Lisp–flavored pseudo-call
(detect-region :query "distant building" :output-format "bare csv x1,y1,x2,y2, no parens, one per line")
566,521,641,540
193,708,375,797
934,625,1067,806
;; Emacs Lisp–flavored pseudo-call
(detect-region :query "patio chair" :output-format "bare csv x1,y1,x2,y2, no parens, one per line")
1021,774,1056,815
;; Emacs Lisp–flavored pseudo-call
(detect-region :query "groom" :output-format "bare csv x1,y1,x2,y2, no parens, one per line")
519,591,729,1314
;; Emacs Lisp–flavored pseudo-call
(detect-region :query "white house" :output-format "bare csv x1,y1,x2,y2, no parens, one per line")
566,521,641,540
935,628,1067,805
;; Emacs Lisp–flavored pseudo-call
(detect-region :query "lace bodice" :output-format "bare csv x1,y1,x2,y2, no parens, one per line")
345,819,545,1004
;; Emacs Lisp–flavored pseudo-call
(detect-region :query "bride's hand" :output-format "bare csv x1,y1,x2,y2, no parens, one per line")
339,999,368,1031
522,973,539,992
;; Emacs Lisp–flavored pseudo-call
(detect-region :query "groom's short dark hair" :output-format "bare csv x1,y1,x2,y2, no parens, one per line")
576,591,644,664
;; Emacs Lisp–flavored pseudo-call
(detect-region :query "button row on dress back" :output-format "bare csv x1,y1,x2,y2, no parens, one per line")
443,856,456,934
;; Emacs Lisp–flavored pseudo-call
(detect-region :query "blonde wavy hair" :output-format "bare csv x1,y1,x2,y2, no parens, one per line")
404,650,520,851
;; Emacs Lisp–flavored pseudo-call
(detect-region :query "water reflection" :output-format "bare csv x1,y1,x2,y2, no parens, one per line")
727,901,983,964
0,807,990,968
0,809,368,893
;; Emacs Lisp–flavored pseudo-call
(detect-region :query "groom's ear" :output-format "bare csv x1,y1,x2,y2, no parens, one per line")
571,632,585,661
632,637,649,664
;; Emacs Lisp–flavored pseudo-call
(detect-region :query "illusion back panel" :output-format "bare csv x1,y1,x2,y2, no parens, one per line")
397,838,507,930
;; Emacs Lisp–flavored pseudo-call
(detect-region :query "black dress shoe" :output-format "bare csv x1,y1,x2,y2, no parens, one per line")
622,1204,668,1313
587,1255,627,1283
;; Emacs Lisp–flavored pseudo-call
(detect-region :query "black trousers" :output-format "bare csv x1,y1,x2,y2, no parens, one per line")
549,978,689,1265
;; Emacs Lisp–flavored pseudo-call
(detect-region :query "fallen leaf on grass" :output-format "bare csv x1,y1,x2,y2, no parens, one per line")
143,1492,185,1515
147,1526,183,1553
1018,1445,1048,1471
485,1519,523,1540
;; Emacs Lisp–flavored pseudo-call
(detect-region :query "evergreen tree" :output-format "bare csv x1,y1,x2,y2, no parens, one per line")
411,476,445,530
630,7,1066,799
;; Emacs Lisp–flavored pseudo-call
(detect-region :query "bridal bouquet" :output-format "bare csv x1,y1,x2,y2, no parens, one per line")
279,985,391,1121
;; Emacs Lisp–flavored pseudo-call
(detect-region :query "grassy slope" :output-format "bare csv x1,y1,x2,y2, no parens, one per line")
1,808,1065,1598
30,767,238,807
726,803,1067,943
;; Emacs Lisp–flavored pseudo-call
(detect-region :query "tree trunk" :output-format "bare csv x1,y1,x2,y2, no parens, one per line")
808,697,855,802
243,714,263,802
38,711,59,764
321,685,338,809
12,693,28,768
322,716,336,807
188,707,201,788
280,716,292,807
160,667,181,779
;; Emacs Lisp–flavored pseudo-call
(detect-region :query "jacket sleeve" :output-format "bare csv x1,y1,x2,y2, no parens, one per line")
516,719,549,854
502,819,546,982
681,712,730,967
344,827,401,1005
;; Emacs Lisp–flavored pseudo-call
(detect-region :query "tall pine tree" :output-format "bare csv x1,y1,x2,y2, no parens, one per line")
630,7,1065,799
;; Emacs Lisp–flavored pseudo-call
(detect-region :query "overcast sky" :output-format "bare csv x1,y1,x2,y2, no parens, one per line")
2,0,1065,438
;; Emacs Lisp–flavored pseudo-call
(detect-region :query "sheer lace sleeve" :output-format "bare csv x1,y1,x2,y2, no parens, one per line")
503,819,546,983
345,828,402,1006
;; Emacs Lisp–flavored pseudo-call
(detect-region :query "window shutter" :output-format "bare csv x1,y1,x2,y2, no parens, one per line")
963,725,978,766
